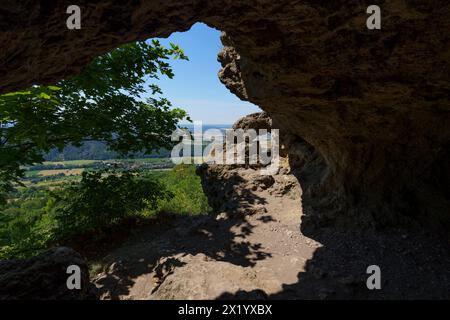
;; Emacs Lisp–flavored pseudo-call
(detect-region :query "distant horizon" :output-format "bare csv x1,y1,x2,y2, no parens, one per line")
178,122,233,126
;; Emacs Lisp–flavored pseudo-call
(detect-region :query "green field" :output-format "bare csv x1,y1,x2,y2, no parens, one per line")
42,159,98,166
41,158,170,167
22,158,175,185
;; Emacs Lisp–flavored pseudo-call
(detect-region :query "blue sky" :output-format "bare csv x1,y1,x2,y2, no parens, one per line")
148,23,261,124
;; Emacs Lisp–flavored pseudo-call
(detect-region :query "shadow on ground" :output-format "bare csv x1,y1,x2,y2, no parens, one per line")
217,228,450,299
92,167,450,300
93,174,274,299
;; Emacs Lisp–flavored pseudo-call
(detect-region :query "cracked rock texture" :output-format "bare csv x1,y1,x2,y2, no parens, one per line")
0,1,449,235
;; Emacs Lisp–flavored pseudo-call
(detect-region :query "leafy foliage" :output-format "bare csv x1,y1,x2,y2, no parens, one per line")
46,170,171,240
0,188,52,259
0,40,189,203
144,164,211,216
0,165,210,260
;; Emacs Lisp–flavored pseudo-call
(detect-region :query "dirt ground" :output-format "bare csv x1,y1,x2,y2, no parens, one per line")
92,168,450,300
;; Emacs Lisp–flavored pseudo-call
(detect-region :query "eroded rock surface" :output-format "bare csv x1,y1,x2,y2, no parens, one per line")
0,247,97,300
0,1,449,234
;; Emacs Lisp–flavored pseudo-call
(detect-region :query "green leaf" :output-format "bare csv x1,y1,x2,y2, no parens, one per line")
39,92,51,99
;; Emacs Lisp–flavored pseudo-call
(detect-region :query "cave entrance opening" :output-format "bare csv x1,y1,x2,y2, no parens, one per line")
152,22,261,126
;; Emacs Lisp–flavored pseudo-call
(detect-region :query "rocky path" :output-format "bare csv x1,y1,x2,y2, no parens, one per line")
92,169,321,299
92,166,450,299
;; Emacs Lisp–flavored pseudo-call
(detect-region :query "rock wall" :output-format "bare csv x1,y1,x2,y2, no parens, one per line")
0,1,449,235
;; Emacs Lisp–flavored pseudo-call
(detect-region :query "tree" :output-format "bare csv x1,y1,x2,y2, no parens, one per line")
0,40,190,204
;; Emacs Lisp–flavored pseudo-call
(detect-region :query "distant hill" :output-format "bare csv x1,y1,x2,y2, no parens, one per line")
44,125,232,161
44,141,170,162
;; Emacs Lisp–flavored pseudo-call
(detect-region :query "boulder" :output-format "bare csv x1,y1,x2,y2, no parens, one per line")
0,247,97,300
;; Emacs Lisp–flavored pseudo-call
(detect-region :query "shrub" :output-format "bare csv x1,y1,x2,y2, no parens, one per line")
46,170,171,240
142,164,211,216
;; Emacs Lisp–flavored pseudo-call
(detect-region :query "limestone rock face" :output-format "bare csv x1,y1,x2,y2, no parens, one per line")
0,1,449,234
0,247,97,300
197,112,304,218
232,112,272,131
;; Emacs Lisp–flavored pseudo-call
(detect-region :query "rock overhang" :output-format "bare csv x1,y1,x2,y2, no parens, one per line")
0,0,449,235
